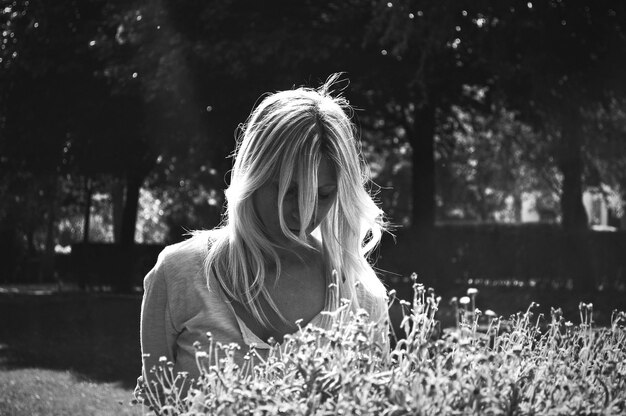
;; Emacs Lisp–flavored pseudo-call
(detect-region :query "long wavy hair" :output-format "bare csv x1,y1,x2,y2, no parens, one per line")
204,75,386,329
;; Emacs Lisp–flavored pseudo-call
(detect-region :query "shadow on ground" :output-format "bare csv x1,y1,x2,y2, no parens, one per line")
0,292,142,389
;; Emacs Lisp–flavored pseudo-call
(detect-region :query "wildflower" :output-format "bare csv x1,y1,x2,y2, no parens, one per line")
467,288,478,296
139,285,626,416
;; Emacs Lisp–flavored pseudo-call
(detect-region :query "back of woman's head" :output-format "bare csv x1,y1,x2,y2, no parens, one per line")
210,74,386,327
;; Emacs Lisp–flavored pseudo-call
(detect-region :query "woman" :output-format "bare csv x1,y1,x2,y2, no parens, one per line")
136,75,390,396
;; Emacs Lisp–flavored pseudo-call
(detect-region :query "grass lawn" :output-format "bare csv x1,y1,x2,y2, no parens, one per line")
0,288,144,415
0,368,143,416
0,282,624,415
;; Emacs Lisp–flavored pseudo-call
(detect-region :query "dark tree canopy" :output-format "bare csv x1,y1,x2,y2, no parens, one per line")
2,0,626,288
484,0,626,229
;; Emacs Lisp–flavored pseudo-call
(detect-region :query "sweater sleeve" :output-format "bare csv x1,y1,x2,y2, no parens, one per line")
355,279,391,363
139,254,179,381
372,292,391,363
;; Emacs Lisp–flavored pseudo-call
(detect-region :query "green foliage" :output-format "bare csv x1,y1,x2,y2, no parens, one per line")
138,280,626,415
484,0,626,229
3,0,626,261
583,98,626,209
436,105,561,222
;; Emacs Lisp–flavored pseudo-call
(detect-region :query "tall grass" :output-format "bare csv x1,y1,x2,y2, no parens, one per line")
138,275,626,415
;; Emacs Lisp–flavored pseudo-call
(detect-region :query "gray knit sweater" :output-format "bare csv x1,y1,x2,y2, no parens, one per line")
138,231,389,384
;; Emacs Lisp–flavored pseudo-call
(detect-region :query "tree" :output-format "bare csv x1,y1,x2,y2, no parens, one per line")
1,0,206,288
485,0,626,230
361,0,497,234
0,0,111,281
584,98,626,228
436,104,560,222
119,0,409,226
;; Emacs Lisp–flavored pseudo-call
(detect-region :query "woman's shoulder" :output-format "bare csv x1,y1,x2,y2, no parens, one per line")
353,272,389,321
160,232,208,262
147,229,227,296
155,230,223,277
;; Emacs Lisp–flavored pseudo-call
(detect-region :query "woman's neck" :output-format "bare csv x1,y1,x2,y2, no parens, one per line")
274,233,323,259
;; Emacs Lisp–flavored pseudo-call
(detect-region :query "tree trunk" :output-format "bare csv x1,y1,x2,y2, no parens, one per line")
26,228,36,255
111,177,124,243
558,120,588,231
40,179,57,283
83,177,92,243
120,173,141,247
620,181,626,230
411,104,436,233
114,170,143,293
410,104,437,286
558,116,593,291
0,215,19,283
515,193,522,223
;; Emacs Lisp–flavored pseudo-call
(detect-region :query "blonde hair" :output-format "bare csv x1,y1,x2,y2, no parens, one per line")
204,74,386,329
